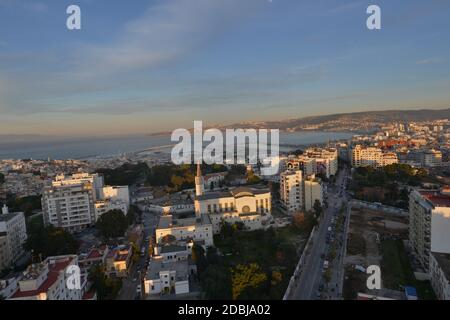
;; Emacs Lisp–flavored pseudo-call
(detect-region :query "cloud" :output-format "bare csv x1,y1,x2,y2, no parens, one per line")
73,0,264,78
416,58,442,65
0,0,266,116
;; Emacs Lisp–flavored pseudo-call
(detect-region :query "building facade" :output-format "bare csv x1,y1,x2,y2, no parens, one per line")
280,170,303,213
0,205,27,270
409,189,450,271
194,164,272,233
42,173,129,232
351,145,399,168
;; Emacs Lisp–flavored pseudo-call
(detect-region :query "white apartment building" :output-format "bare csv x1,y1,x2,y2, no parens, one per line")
280,170,303,213
409,188,450,271
280,170,323,214
305,147,339,178
42,182,96,232
0,205,27,270
8,255,85,300
155,214,214,247
42,173,130,232
285,156,317,176
351,145,398,168
430,252,450,300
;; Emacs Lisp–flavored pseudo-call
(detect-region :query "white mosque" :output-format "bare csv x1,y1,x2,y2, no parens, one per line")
193,163,272,234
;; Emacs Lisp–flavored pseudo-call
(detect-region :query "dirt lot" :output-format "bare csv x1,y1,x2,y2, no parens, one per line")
343,207,409,298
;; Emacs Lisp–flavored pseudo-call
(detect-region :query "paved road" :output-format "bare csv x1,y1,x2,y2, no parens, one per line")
117,209,160,300
290,167,349,300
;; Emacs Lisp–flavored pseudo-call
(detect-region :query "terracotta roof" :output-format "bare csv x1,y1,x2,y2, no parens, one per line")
11,259,73,299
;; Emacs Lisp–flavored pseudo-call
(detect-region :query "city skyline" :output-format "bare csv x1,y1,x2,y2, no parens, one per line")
1,0,450,136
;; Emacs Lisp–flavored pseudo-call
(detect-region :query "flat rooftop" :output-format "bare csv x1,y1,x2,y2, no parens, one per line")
157,214,211,229
146,258,189,281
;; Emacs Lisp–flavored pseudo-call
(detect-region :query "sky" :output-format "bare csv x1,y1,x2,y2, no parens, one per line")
0,0,450,137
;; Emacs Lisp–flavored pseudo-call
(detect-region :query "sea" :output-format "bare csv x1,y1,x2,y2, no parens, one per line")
0,131,354,160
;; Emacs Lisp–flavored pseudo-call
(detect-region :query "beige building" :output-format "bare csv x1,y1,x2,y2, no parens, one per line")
304,177,323,212
0,205,27,270
351,145,398,168
305,147,339,178
280,170,303,213
423,150,443,168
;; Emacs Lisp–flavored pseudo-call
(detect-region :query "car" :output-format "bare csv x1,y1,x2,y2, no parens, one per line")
323,260,329,269
136,285,141,294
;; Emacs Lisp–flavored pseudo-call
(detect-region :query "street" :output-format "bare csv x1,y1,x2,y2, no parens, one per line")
117,208,160,300
289,166,350,300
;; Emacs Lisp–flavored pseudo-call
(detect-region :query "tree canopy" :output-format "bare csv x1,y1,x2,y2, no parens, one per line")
24,222,79,259
96,209,128,238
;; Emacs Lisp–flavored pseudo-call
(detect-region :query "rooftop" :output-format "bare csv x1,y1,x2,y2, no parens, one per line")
146,257,189,281
12,256,76,299
419,189,450,208
196,186,270,201
157,214,212,229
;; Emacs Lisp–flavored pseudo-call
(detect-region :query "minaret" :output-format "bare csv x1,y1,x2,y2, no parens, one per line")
195,162,204,197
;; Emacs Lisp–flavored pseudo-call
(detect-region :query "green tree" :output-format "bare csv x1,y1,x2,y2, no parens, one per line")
231,263,268,300
24,225,79,259
192,244,207,273
202,264,232,300
6,195,42,217
96,209,128,238
89,265,122,300
313,200,323,217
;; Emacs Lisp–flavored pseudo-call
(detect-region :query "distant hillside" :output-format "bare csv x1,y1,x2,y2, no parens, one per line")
225,108,450,132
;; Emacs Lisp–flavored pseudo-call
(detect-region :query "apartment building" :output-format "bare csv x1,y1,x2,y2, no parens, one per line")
351,145,399,168
42,173,130,232
280,170,323,214
42,182,96,232
8,255,85,300
280,170,303,213
423,150,443,168
430,252,450,300
304,178,323,212
305,147,339,178
0,205,27,270
409,189,450,271
285,156,317,176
